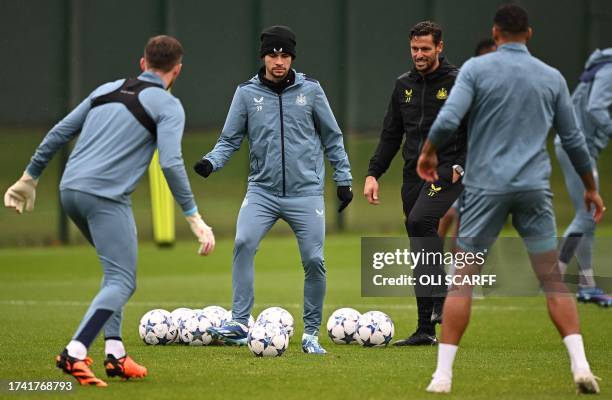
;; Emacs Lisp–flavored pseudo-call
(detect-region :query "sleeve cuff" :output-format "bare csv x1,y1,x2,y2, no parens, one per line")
183,206,198,217
336,180,352,187
367,170,381,180
25,164,41,180
428,131,447,148
204,157,217,171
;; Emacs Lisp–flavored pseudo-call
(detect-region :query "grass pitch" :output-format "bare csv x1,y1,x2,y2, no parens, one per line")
0,235,610,399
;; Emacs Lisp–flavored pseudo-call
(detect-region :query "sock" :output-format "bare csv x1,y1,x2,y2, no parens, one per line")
576,234,595,283
563,334,590,374
66,340,87,360
104,338,126,358
432,343,458,381
578,268,596,288
558,260,568,276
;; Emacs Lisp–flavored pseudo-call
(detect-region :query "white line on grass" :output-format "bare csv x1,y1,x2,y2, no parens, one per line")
0,299,526,311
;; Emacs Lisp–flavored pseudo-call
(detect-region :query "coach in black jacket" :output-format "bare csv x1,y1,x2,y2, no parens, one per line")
364,21,467,346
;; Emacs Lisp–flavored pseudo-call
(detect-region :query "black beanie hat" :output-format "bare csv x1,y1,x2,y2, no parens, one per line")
260,25,296,59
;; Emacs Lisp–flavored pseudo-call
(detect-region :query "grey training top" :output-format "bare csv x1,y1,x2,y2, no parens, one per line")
428,43,592,194
204,71,352,197
26,71,197,215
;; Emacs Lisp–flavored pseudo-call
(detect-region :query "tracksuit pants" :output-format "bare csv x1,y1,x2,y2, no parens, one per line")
555,141,599,277
231,187,326,335
61,189,137,347
402,169,463,335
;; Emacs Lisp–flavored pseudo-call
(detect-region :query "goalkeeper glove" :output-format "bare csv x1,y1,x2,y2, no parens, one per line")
186,213,215,255
4,171,38,214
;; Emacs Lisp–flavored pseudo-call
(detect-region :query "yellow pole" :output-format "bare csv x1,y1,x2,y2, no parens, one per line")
149,150,175,246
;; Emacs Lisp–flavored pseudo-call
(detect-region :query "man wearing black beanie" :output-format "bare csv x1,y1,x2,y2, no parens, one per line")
194,25,353,354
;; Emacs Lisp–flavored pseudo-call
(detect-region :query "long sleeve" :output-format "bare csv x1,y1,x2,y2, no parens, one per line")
156,97,197,215
204,87,248,171
26,97,92,179
367,83,404,179
586,66,612,137
553,74,592,175
312,84,352,185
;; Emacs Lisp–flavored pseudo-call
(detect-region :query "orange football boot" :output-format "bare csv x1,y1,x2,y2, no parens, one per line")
56,350,107,387
104,354,148,379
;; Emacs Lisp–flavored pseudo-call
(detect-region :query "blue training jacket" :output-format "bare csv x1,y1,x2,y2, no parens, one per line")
203,71,352,197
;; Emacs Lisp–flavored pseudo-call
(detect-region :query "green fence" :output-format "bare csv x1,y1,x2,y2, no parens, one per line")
2,0,611,130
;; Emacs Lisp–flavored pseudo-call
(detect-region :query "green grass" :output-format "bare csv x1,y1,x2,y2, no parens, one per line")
0,235,610,399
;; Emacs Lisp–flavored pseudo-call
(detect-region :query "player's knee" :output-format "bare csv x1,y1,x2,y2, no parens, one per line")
126,279,136,296
407,215,434,236
105,281,135,305
573,215,596,235
234,235,258,255
303,256,325,280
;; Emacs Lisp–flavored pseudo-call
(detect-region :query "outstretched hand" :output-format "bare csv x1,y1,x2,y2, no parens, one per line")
4,172,38,214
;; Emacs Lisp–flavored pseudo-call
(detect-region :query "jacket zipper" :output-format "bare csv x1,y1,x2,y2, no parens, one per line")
417,77,427,153
278,94,286,196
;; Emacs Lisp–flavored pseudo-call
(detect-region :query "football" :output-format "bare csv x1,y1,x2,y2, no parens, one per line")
138,309,178,345
179,311,214,346
171,308,196,344
256,307,295,337
355,311,394,347
201,305,228,328
247,322,289,357
326,307,361,344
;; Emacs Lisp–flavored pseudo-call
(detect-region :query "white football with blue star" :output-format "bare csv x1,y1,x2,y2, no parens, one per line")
170,308,196,344
326,307,361,344
256,307,294,337
201,305,228,328
247,322,289,357
355,311,394,347
225,310,255,328
179,311,213,346
138,309,177,345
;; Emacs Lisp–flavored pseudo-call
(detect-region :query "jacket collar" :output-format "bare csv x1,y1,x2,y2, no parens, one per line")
497,42,530,54
251,68,304,93
138,71,166,89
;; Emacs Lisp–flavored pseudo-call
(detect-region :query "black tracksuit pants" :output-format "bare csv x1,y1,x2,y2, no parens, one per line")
402,168,463,335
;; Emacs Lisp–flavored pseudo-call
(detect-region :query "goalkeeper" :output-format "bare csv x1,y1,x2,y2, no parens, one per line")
4,35,215,387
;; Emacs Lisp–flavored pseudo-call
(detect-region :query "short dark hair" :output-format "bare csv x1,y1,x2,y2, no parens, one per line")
493,4,529,34
474,38,496,56
410,21,443,45
144,35,183,72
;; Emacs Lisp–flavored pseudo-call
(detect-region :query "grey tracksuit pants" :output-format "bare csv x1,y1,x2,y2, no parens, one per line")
231,187,326,335
61,189,137,345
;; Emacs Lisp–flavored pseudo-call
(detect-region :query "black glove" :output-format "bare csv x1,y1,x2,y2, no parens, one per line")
193,159,213,178
337,186,353,213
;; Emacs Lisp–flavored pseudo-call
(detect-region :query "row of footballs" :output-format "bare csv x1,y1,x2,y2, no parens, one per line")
139,305,294,346
139,306,395,356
